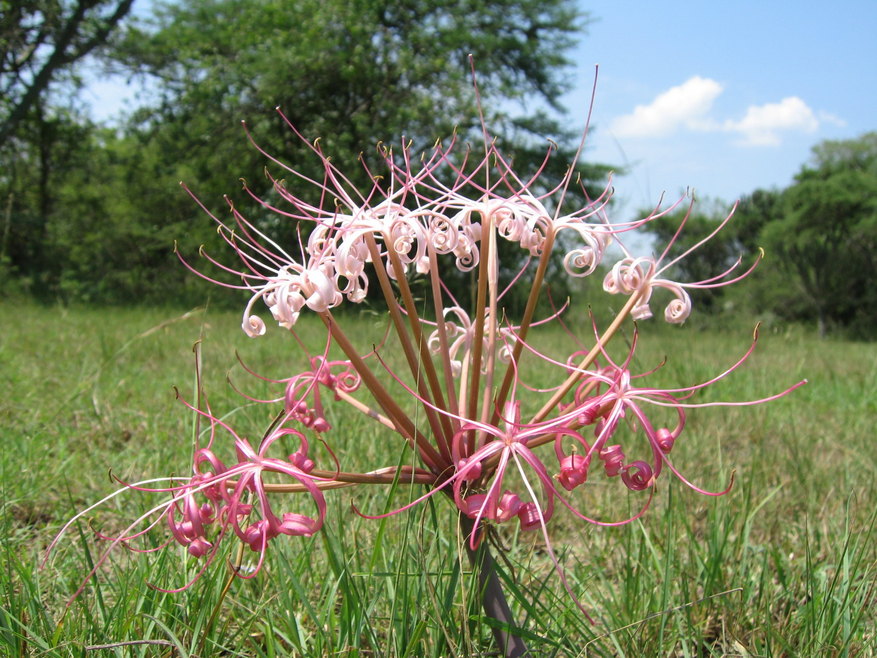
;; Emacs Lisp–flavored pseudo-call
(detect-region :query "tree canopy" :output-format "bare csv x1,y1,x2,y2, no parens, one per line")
640,132,877,338
2,0,615,306
1,0,135,144
760,133,877,338
110,0,604,202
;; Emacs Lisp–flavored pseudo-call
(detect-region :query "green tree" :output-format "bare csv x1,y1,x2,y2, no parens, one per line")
0,101,93,293
110,0,610,205
5,0,614,306
99,0,610,308
0,0,135,144
760,133,877,338
112,0,591,168
1,0,137,295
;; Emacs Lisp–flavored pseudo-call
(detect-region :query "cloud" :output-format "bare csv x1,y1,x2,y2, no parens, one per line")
817,110,847,127
723,97,819,146
611,77,836,147
610,76,724,138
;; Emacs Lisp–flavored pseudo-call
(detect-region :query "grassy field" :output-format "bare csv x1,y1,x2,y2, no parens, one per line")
1,300,875,657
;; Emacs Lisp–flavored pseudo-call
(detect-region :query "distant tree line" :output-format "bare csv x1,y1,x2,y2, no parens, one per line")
641,132,877,339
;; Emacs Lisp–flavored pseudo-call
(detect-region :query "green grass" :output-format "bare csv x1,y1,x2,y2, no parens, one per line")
1,301,875,656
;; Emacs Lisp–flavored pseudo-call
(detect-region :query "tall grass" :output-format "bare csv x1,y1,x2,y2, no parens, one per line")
1,301,875,656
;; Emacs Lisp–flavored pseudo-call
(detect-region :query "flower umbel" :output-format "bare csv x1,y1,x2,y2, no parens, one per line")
50,66,805,645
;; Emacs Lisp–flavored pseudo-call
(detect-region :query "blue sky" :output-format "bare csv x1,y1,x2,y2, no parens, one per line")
84,0,876,221
562,1,877,219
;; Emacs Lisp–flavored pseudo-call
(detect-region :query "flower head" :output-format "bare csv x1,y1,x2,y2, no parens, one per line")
51,70,804,625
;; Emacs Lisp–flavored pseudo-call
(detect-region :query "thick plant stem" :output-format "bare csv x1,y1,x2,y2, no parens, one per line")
460,515,530,657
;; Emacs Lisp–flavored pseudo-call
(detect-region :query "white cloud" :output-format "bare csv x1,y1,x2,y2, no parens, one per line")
611,78,836,147
817,110,847,127
722,97,819,146
610,76,724,138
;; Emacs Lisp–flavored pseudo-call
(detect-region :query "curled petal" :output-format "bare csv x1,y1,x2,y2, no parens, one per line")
462,494,489,519
663,287,692,324
604,258,649,295
656,428,675,454
563,248,598,277
496,491,522,523
242,310,266,337
198,502,216,524
279,512,319,537
621,461,654,491
303,268,340,312
242,520,272,552
187,536,213,558
599,444,625,477
426,215,459,253
517,502,542,532
631,302,653,321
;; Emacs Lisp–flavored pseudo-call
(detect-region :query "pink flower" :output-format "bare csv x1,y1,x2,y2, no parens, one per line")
283,356,361,433
49,71,806,629
47,398,329,600
602,198,763,323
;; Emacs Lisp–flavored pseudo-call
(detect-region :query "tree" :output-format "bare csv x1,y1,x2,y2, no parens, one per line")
4,0,615,306
1,0,138,297
0,102,94,293
760,133,877,338
0,0,135,145
98,0,611,307
109,0,608,205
